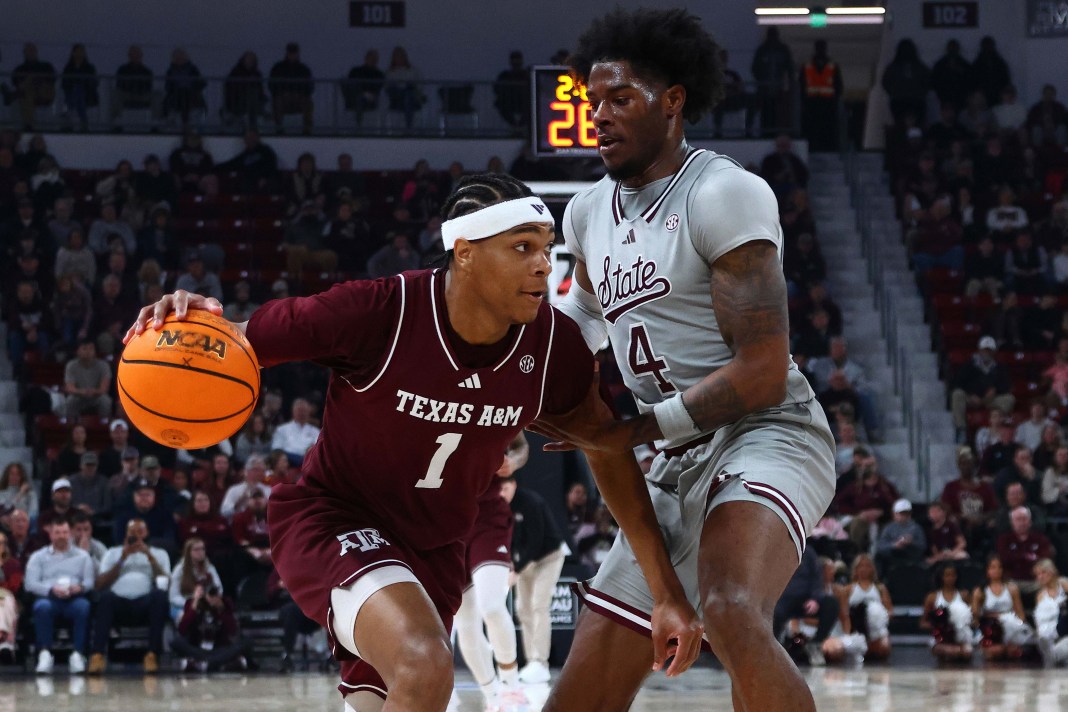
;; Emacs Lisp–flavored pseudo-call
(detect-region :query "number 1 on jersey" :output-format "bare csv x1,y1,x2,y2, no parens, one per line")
415,433,462,489
628,323,676,394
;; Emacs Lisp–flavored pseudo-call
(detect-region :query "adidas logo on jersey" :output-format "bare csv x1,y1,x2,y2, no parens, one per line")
458,374,482,389
622,228,636,245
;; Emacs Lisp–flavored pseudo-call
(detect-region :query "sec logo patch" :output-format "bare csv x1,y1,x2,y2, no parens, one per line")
665,213,680,232
519,355,535,373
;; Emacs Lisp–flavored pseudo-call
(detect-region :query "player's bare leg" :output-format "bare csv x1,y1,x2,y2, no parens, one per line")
542,608,653,712
351,582,454,712
699,501,813,712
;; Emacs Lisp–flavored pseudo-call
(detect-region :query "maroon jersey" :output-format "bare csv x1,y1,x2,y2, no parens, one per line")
247,269,591,552
996,531,1053,580
467,483,515,577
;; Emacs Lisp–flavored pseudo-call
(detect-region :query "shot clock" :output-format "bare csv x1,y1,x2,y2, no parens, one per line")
530,66,598,157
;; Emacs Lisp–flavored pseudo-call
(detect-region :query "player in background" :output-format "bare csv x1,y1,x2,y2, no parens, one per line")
454,433,529,711
534,9,837,712
125,173,702,712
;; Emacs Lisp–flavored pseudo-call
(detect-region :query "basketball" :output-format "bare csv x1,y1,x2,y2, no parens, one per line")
117,309,261,450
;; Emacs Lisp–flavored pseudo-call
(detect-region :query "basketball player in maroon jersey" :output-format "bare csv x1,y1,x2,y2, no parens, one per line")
125,173,702,712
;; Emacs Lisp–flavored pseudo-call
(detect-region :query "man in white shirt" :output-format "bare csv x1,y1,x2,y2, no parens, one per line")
1015,401,1056,452
270,398,320,467
220,453,272,521
25,517,95,674
88,518,171,674
808,337,880,441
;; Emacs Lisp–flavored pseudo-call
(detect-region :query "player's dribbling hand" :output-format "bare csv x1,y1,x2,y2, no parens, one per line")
651,596,703,677
123,289,224,345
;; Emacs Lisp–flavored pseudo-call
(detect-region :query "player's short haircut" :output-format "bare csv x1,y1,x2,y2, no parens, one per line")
569,7,725,123
440,173,534,222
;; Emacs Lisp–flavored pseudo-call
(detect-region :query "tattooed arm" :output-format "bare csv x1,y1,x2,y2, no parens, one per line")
532,240,789,451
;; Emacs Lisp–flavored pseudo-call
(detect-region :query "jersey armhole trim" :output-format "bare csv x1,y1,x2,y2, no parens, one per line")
345,273,406,393
533,307,556,421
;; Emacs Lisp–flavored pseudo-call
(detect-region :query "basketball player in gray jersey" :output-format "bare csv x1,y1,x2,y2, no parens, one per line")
534,9,836,711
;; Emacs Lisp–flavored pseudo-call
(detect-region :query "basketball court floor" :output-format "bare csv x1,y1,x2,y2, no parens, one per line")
3,666,1066,711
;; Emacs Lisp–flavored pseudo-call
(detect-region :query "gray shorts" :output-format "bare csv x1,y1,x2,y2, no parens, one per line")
576,399,836,635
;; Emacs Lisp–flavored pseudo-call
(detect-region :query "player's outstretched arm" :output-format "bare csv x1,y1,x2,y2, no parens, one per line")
123,289,246,345
533,379,703,676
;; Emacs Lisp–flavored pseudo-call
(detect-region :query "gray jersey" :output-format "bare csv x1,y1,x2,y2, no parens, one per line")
563,149,814,449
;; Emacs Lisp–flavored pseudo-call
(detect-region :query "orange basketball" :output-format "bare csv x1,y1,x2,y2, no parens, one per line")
117,309,260,450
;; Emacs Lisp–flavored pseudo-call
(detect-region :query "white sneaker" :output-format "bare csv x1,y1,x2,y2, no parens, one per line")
68,651,86,674
1038,637,1056,668
518,660,550,684
35,649,54,674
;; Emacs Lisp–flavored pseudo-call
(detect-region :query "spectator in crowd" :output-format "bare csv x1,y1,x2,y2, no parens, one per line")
994,445,1042,506
1041,444,1068,516
920,564,973,662
818,370,861,429
325,152,367,210
794,307,834,359
340,51,383,128
760,135,809,201
277,575,325,672
136,153,178,208
269,42,314,133
928,105,972,153
996,507,1053,591
0,531,22,663
128,455,180,515
993,85,1027,133
833,420,863,477
940,445,998,544
981,413,1020,477
266,449,295,487
218,128,279,194
223,280,261,324
220,454,272,520
288,152,324,216
950,336,1015,440
69,451,111,523
0,462,38,518
994,482,1047,536
1038,199,1068,255
367,231,419,279
925,501,968,565
11,43,56,130
963,234,1004,299
881,39,929,127
32,155,66,221
930,39,971,111
750,27,794,136
91,273,137,357
875,499,926,573
137,202,179,270
909,195,963,275
98,419,130,478
836,554,892,661
502,475,564,685
87,202,136,258
108,447,141,501
7,508,43,568
783,233,826,296
51,272,92,349
60,43,98,130
25,517,94,674
56,423,91,481
986,186,1029,236
493,50,529,128
324,199,374,273
178,491,232,558
385,45,424,128
835,451,900,553
712,49,754,138
971,555,1034,662
232,489,271,570
1015,401,1056,452
1005,231,1047,296
281,199,336,277
2,196,44,252
39,478,75,531
70,511,107,569
565,481,593,543
111,45,156,121
576,504,618,572
975,408,1009,462
169,537,223,622
1031,422,1062,473
54,227,95,288
172,583,252,672
773,542,840,666
63,339,112,419
224,51,266,129
90,518,170,674
113,479,177,550
970,36,1010,108
1033,559,1068,667
5,279,51,372
174,251,223,302
809,337,878,440
162,48,206,127
169,130,217,196
1026,84,1067,139
800,40,842,151
232,412,272,466
1054,242,1068,293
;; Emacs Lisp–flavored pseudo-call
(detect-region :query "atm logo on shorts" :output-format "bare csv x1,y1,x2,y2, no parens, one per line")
337,528,390,555
156,330,227,358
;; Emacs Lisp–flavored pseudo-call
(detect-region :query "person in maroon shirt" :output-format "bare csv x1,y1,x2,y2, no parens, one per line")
231,489,271,568
925,501,968,565
178,491,232,557
834,452,900,552
124,174,700,711
996,507,1053,587
940,445,999,547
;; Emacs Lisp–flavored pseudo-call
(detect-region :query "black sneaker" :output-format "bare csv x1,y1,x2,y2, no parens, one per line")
0,648,14,666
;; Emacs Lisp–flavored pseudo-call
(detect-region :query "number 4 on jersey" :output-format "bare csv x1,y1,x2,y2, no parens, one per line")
415,433,462,489
628,323,676,394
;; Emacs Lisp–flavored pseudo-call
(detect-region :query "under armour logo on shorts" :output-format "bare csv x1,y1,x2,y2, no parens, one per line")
337,528,390,555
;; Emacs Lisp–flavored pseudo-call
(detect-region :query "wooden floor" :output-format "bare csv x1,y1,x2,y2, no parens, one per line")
3,666,1067,711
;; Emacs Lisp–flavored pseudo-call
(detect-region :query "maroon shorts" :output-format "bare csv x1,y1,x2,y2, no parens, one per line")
465,493,514,582
269,481,466,700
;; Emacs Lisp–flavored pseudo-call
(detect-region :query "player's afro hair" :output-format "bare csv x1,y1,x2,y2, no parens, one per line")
441,172,534,221
569,7,724,123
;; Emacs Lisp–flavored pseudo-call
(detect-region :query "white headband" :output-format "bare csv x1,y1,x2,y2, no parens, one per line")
441,197,555,251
